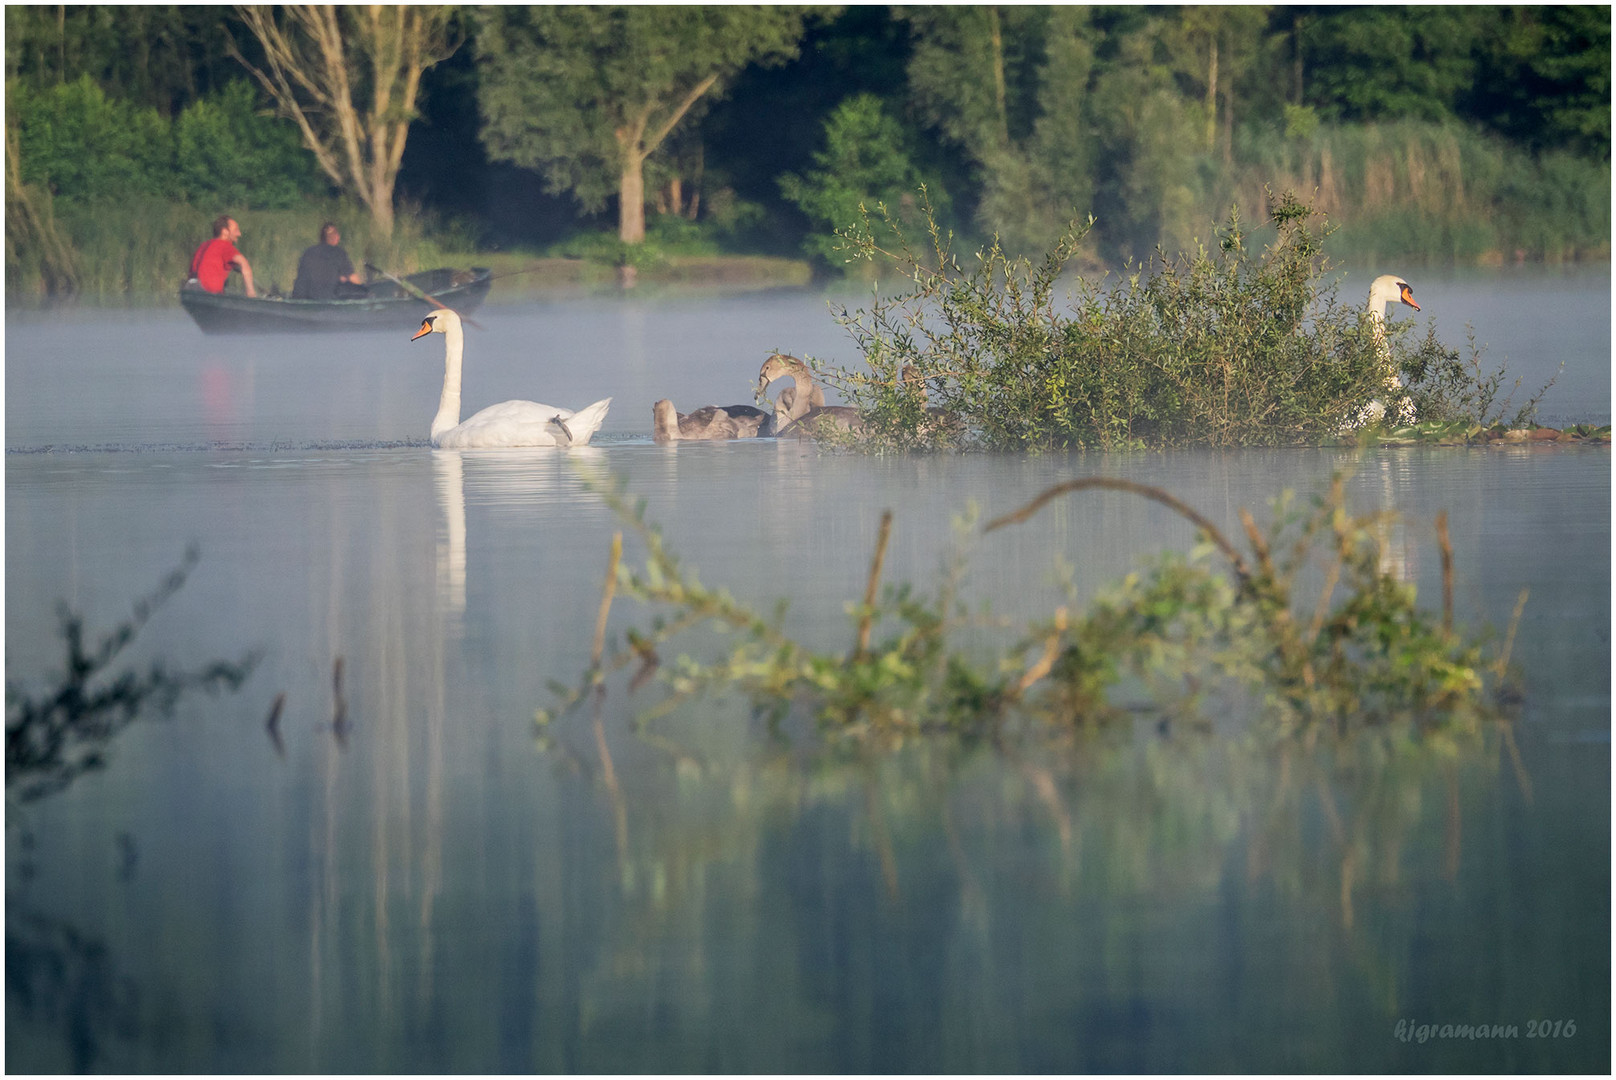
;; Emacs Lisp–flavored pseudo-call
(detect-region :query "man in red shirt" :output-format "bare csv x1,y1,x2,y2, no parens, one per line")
188,215,256,296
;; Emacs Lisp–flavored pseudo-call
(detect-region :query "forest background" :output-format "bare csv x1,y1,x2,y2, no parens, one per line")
4,4,1610,301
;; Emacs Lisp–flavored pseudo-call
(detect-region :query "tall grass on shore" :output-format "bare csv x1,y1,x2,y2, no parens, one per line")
4,129,79,296
9,197,480,303
1229,120,1611,266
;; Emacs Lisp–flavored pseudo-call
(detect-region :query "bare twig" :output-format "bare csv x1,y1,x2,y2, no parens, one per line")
266,692,286,759
1435,510,1454,635
591,690,628,863
331,656,348,747
854,512,893,659
985,477,1250,582
592,532,623,670
1501,722,1534,805
1493,589,1529,676
1015,607,1068,698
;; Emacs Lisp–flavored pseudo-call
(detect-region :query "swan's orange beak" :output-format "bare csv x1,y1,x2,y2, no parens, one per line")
1399,283,1420,311
411,317,434,340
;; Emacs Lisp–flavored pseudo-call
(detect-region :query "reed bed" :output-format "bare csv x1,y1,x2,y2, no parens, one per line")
1228,121,1610,265
11,195,479,303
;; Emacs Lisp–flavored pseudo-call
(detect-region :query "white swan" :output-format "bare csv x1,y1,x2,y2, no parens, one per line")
411,308,611,448
1359,274,1420,425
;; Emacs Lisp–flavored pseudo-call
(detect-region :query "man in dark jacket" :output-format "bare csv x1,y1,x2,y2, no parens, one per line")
291,222,366,299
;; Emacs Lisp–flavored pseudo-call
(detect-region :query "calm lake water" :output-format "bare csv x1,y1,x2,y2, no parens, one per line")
5,265,1610,1072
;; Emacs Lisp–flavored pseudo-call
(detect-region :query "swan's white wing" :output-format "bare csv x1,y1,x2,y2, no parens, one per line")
552,397,612,446
434,400,569,448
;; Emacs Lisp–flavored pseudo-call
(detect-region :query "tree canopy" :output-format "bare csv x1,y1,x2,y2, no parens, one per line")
3,3,1608,283
475,5,815,243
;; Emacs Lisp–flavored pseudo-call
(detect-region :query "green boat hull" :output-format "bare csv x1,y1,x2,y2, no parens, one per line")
179,267,493,334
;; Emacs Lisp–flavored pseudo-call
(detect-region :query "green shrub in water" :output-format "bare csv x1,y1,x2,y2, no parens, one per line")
812,189,1535,451
539,473,1520,748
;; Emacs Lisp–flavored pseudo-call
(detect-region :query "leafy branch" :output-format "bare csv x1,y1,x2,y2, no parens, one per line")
539,473,1522,748
6,547,262,806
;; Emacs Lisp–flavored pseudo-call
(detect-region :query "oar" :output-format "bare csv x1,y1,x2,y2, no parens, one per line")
365,262,486,330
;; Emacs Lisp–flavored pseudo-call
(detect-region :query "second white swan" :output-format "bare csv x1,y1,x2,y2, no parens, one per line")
1359,274,1421,425
412,308,612,448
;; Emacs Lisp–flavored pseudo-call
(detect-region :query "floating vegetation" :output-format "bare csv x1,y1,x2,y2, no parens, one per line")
5,547,261,806
538,473,1525,751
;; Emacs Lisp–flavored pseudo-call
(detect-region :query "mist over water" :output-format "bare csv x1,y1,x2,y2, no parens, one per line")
5,267,1609,1072
6,264,1609,454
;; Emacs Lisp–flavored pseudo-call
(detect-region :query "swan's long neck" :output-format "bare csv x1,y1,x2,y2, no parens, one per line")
785,373,813,422
1362,278,1414,422
1366,278,1402,351
780,368,823,423
430,320,464,443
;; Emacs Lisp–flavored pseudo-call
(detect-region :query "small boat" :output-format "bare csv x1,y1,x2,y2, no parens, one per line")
179,267,493,334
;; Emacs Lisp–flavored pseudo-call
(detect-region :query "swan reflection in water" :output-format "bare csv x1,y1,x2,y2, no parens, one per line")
434,450,467,617
432,446,606,623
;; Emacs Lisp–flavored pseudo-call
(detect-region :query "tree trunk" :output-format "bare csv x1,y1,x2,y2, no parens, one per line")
369,196,395,239
989,6,1009,147
687,141,704,220
1206,37,1218,153
612,74,719,246
1293,15,1304,105
1222,87,1233,165
619,155,646,245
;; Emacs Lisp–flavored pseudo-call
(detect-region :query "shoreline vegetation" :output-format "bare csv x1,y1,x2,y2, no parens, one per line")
2,186,1606,309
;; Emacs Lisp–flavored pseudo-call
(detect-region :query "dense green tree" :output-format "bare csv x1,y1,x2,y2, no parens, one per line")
1161,6,1273,161
904,6,1018,158
701,5,925,255
778,93,946,267
1302,7,1488,124
8,76,170,199
172,80,324,209
901,7,1100,254
4,6,239,114
1083,13,1205,261
7,73,322,210
476,5,815,245
1471,5,1611,159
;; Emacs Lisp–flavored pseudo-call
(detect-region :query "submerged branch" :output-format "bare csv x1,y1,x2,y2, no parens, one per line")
854,511,893,659
984,477,1250,582
541,471,1519,746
